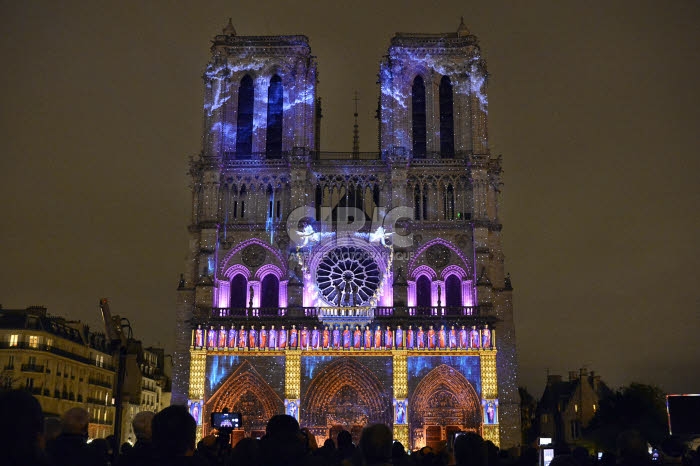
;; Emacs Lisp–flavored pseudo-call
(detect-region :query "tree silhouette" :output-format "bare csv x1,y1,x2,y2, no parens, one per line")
585,383,667,451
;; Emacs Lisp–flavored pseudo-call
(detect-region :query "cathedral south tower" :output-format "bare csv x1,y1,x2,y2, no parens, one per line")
174,19,521,450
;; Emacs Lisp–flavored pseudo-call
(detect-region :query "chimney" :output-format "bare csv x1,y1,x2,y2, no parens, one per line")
547,374,562,385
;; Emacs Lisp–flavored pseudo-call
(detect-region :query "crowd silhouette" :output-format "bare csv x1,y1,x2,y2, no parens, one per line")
1,389,698,466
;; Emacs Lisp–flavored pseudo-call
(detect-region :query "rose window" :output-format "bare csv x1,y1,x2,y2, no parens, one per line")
316,246,381,306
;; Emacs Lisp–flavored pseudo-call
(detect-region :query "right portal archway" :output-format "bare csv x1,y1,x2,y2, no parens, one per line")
409,364,482,451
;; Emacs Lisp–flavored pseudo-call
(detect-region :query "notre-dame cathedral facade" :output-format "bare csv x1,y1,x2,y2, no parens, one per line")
173,19,521,450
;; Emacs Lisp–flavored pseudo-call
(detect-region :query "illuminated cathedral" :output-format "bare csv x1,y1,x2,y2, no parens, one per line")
172,18,521,449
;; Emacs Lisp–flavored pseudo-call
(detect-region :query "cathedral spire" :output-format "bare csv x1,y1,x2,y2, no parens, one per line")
457,16,470,37
223,18,236,36
352,91,360,159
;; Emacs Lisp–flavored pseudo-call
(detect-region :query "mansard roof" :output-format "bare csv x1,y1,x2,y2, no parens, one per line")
0,306,110,352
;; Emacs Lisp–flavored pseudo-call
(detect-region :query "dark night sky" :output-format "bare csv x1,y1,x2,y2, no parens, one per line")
1,1,698,396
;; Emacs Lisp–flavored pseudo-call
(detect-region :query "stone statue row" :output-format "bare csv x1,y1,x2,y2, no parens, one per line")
193,323,494,351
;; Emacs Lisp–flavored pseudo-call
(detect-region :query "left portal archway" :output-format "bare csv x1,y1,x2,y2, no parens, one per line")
205,360,284,439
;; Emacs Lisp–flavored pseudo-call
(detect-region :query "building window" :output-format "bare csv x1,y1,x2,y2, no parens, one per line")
46,338,53,347
266,75,283,158
230,274,248,309
9,334,18,347
412,75,426,158
236,75,254,157
444,184,455,220
414,185,421,220
261,274,280,309
445,275,462,307
592,404,596,412
416,276,431,309
28,335,39,348
439,75,455,157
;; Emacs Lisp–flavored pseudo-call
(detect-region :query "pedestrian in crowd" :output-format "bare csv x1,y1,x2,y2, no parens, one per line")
259,414,307,466
47,406,104,466
453,432,485,466
358,423,393,466
120,410,155,466
151,405,206,465
0,389,51,466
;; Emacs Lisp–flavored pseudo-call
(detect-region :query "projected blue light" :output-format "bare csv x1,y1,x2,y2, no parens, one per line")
207,354,240,393
303,355,334,379
407,355,481,395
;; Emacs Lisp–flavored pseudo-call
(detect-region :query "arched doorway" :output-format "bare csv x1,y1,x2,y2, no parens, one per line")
409,364,481,451
301,357,391,445
205,360,284,441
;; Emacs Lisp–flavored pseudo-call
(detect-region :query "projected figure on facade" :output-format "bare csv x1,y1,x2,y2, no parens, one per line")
417,326,425,349
288,401,298,420
311,327,320,349
483,400,497,424
190,401,201,426
322,326,330,349
289,325,297,349
249,326,257,349
374,326,382,349
353,326,362,349
470,326,480,348
195,325,203,348
218,326,227,348
438,325,446,349
385,326,393,349
260,326,268,349
407,326,414,349
449,326,457,349
396,400,406,424
300,326,309,349
396,325,403,348
269,325,277,349
364,326,372,349
333,325,341,349
238,326,247,349
428,326,436,349
228,325,237,348
459,325,468,348
343,325,351,349
207,327,216,349
278,325,286,348
482,325,491,349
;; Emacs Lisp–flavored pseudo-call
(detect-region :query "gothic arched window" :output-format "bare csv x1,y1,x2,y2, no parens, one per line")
266,75,283,158
261,274,279,309
267,185,274,219
445,184,455,220
230,274,248,309
439,76,455,158
445,275,462,307
236,75,254,158
416,275,431,309
414,185,421,220
412,76,427,159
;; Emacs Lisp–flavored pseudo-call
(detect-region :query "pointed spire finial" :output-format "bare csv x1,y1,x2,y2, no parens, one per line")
223,18,236,36
352,91,360,159
457,16,470,37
